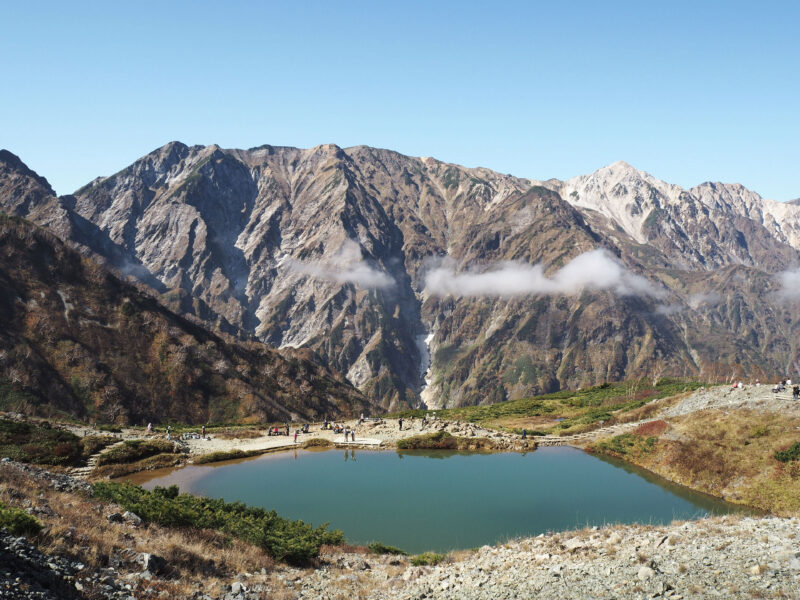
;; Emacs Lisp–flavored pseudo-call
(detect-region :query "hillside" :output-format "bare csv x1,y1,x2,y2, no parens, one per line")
0,214,373,424
3,146,800,410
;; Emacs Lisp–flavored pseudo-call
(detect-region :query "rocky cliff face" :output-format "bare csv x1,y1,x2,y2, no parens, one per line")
3,146,800,410
0,212,372,424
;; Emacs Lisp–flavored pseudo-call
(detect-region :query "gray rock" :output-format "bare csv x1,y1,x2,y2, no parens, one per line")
637,566,655,581
138,552,167,574
122,511,142,526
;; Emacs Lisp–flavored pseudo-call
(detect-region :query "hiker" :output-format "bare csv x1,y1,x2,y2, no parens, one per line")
323,419,328,430
285,422,290,436
351,429,356,442
399,417,403,431
793,385,799,400
146,422,152,433
522,429,527,440
293,429,298,444
201,425,206,437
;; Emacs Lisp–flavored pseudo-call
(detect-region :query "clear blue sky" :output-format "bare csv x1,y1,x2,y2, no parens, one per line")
2,0,798,199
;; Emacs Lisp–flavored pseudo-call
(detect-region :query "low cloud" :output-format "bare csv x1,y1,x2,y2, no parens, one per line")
289,240,394,289
687,292,722,309
655,303,682,315
775,268,800,301
424,249,661,298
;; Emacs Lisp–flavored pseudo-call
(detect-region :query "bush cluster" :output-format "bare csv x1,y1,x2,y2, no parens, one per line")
397,431,458,450
368,542,407,555
0,501,42,536
0,419,82,466
410,552,445,566
92,482,343,564
774,442,800,463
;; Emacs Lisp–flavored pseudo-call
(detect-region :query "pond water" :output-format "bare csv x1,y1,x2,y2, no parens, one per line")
122,446,749,554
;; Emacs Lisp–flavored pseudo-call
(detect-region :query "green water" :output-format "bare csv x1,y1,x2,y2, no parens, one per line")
124,446,749,554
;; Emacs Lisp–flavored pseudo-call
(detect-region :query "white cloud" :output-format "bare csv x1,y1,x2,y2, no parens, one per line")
423,249,662,298
687,292,722,309
655,303,682,315
289,239,394,289
775,268,800,301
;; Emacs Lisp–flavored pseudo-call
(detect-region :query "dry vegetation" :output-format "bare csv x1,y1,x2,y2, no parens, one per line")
589,409,800,515
0,463,277,599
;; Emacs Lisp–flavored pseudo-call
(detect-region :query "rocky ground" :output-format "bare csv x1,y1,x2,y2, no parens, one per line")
661,384,800,419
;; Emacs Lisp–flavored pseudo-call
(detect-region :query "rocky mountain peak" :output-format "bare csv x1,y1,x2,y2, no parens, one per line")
0,149,55,197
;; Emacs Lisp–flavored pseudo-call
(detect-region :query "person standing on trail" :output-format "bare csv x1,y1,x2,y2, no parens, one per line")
285,422,289,436
293,429,298,444
201,425,205,437
351,428,356,442
398,417,403,431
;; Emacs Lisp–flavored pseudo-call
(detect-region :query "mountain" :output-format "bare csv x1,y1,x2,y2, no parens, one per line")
3,146,800,410
0,211,372,424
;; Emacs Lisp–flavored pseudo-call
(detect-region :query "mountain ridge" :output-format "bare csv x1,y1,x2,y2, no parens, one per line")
3,143,800,411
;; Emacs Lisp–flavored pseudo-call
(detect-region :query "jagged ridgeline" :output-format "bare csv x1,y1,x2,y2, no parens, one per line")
0,213,373,424
3,146,800,411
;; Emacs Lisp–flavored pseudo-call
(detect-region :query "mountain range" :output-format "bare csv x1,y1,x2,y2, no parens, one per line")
2,144,800,412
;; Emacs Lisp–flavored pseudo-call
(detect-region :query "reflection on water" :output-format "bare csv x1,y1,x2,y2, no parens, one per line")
121,446,751,554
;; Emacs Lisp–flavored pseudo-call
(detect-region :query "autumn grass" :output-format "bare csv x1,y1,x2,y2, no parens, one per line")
393,379,706,435
95,439,184,466
0,462,276,598
0,418,83,466
92,453,185,478
588,409,800,515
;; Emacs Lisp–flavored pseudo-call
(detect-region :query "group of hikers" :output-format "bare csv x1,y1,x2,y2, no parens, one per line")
731,377,800,399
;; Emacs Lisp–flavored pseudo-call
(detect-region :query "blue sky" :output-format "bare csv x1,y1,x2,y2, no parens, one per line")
2,0,798,199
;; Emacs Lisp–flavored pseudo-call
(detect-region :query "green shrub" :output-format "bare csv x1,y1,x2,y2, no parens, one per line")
368,542,408,556
774,442,800,463
92,482,343,564
96,439,179,465
0,502,42,536
410,552,445,566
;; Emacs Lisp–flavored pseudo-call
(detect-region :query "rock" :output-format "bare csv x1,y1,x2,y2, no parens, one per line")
230,581,245,594
138,553,167,574
122,511,142,526
638,566,655,581
564,538,584,551
107,512,124,523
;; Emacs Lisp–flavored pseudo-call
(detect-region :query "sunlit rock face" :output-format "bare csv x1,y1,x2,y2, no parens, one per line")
4,146,800,410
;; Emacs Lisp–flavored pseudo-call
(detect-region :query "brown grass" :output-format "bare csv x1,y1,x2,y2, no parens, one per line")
633,420,668,436
593,409,800,515
0,462,279,599
91,453,184,479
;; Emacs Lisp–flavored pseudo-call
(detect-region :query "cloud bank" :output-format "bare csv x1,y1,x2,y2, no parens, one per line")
424,249,661,298
289,240,394,289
